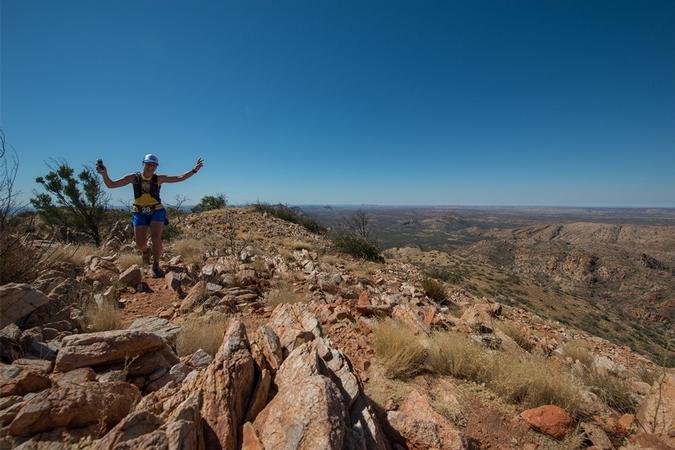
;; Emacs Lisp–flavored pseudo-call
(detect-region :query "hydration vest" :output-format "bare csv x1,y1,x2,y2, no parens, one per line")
132,173,162,207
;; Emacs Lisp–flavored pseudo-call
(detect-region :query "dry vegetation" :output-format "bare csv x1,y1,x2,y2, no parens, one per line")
173,238,206,265
498,321,534,352
176,313,230,356
374,319,427,379
117,252,142,270
85,299,122,332
562,340,594,367
581,369,636,413
266,281,305,306
49,244,102,266
281,238,314,251
375,321,582,413
422,277,447,302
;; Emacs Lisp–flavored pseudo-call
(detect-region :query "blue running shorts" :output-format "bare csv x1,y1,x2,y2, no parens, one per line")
131,208,169,227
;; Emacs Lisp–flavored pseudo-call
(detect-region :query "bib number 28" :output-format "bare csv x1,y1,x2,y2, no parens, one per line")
141,207,153,214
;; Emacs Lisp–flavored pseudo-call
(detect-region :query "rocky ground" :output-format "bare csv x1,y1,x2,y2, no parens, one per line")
0,207,673,449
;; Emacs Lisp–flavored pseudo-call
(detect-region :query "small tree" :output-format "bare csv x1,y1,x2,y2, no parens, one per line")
192,194,227,213
343,209,372,240
31,161,109,246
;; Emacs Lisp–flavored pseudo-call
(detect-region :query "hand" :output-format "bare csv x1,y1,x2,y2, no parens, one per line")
96,163,106,174
193,157,204,173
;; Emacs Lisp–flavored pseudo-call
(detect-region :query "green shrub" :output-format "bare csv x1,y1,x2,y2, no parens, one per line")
252,202,326,234
332,232,383,262
31,162,108,245
192,194,227,213
162,222,183,241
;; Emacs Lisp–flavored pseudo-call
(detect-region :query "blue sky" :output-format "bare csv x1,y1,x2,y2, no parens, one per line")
2,0,674,207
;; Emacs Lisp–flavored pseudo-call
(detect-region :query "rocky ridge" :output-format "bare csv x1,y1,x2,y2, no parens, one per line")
0,207,673,449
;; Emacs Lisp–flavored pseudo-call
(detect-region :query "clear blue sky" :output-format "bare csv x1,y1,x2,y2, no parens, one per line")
2,0,674,207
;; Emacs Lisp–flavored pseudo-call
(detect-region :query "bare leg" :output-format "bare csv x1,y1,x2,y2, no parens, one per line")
134,226,148,252
149,221,164,266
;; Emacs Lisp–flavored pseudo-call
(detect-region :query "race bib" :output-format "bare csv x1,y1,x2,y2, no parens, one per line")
141,206,153,214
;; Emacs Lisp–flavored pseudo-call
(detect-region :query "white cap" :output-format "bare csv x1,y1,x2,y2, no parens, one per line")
143,154,159,165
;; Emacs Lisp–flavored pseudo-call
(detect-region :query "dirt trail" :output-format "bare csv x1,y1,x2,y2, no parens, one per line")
119,275,177,324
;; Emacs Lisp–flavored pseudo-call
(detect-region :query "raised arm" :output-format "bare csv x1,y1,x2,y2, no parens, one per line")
97,164,135,189
157,158,204,184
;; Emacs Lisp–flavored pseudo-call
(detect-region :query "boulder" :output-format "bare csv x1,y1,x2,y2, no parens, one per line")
8,381,140,437
253,325,284,371
0,365,51,397
246,368,271,422
253,375,346,450
0,284,50,328
268,303,323,355
11,359,53,375
580,422,614,450
96,410,164,450
387,390,466,449
242,421,264,450
520,405,573,440
188,349,213,369
127,317,181,347
636,371,674,447
275,341,322,389
119,265,142,287
199,320,255,450
392,305,429,335
349,395,391,450
54,330,167,372
179,281,207,313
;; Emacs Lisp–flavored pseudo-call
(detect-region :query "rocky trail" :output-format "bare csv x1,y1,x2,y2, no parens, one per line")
1,208,673,449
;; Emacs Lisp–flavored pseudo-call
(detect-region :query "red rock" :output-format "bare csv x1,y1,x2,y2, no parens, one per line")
0,283,50,328
253,375,346,449
422,306,436,326
387,390,465,449
11,359,53,375
521,405,573,440
615,413,635,436
51,367,96,386
8,381,140,437
242,421,264,450
392,305,429,335
96,410,163,449
0,365,51,397
54,329,167,372
636,372,674,447
119,265,142,287
199,320,255,450
629,432,673,450
357,291,371,306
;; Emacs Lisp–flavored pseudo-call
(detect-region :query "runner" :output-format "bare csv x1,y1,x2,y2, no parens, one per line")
96,154,204,277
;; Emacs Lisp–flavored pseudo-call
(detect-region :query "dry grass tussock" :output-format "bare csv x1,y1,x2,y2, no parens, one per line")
117,253,142,270
377,326,582,412
49,244,102,266
173,238,206,265
177,313,229,357
498,321,534,352
374,319,427,379
489,354,581,412
562,340,594,367
427,332,487,381
321,254,342,266
282,238,314,251
581,369,636,413
266,281,305,306
422,277,447,302
85,298,122,332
